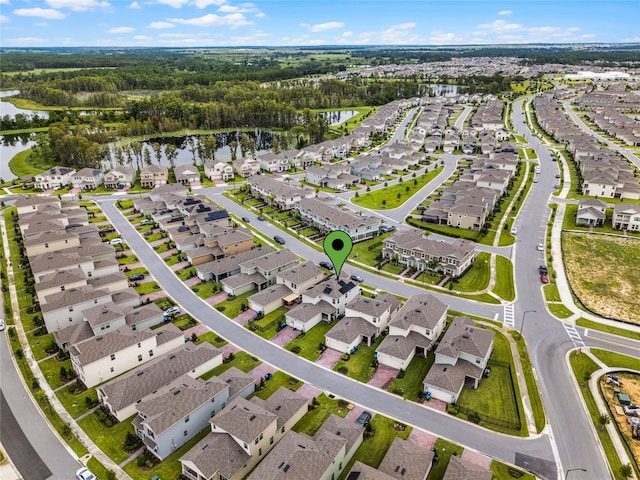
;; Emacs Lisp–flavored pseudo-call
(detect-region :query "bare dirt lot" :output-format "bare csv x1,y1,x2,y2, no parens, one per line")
562,233,640,324
601,372,640,469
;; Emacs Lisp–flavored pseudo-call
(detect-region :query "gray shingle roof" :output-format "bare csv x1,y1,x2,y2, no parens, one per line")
250,387,308,430
376,331,431,361
180,430,249,479
276,261,322,285
197,247,271,276
303,277,357,300
435,316,494,360
248,284,293,307
42,285,111,313
217,367,256,399
83,301,126,327
442,454,492,480
378,437,434,480
325,316,377,344
240,248,298,273
389,294,447,331
347,296,392,318
124,304,164,327
210,396,277,444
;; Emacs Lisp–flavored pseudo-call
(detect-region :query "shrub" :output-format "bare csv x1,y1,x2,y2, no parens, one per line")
337,366,348,374
290,346,302,354
337,399,349,409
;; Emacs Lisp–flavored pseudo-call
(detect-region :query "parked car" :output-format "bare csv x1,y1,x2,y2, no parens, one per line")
319,261,334,270
555,173,561,179
242,217,250,223
129,273,145,282
257,215,265,221
350,274,363,282
76,467,97,480
624,405,640,416
380,225,396,233
533,177,539,183
554,184,560,190
510,226,518,235
540,273,549,284
164,306,180,317
355,411,372,426
140,219,152,225
539,265,548,275
537,243,544,251
0,318,5,331
274,235,286,245
110,238,123,245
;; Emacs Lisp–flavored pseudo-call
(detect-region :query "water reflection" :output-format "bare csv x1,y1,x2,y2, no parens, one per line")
0,90,50,119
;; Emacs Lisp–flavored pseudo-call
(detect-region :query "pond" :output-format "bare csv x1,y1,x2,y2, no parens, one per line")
424,84,459,97
0,90,50,120
0,133,35,181
317,110,359,126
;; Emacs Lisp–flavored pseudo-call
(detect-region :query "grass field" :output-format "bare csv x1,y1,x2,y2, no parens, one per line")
493,255,515,301
562,233,640,324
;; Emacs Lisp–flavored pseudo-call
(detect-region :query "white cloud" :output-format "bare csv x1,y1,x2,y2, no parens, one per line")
157,0,189,7
429,31,460,44
106,26,135,33
254,12,265,18
6,37,47,45
498,10,512,15
476,19,523,32
129,1,141,8
133,35,152,40
47,0,111,11
0,0,10,4
149,21,174,28
191,0,226,8
380,22,422,44
169,12,252,28
13,8,65,19
474,19,595,43
219,3,258,14
0,14,9,23
307,21,344,32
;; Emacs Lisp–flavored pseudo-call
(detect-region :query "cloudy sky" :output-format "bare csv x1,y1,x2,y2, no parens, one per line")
0,0,638,47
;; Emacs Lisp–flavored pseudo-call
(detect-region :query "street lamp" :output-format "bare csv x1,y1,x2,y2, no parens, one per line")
564,468,587,479
520,310,536,336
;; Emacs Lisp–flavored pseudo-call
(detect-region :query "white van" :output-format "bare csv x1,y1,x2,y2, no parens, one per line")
110,238,123,245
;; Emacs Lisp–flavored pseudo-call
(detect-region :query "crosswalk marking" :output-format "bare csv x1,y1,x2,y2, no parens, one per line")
563,322,585,347
503,304,515,328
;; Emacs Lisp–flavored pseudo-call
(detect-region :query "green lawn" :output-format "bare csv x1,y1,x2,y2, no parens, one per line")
491,460,536,480
349,233,394,267
153,241,174,254
509,331,546,433
200,351,261,379
134,281,162,295
252,371,302,400
455,330,524,435
451,252,490,292
191,281,221,300
388,355,434,400
247,307,287,339
352,167,443,209
493,255,515,301
591,349,640,371
333,336,384,382
346,415,412,471
543,284,561,302
426,438,464,480
548,303,574,319
78,413,137,464
26,330,55,361
123,427,209,480
116,254,139,265
215,290,255,318
569,351,627,480
86,457,112,480
195,331,228,348
56,385,99,419
292,394,351,436
406,217,481,242
286,321,335,361
38,356,73,390
177,266,197,282
576,318,640,342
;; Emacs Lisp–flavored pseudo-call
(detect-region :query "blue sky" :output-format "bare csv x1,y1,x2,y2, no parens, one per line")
0,0,638,47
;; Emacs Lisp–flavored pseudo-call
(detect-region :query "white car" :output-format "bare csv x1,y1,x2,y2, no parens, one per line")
109,238,123,245
510,227,518,235
76,467,97,480
537,243,544,252
0,318,5,331
164,306,180,316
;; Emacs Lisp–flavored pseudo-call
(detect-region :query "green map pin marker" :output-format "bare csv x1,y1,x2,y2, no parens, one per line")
323,230,353,279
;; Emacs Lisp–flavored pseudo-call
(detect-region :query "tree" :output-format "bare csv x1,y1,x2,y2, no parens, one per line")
229,140,238,161
187,137,198,165
598,413,610,430
151,142,163,165
427,258,440,274
143,145,152,166
620,464,633,479
165,144,178,169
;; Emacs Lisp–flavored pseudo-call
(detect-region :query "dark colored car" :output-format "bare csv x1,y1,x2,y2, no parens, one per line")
539,265,548,275
319,261,334,270
257,215,265,221
350,274,363,282
355,411,372,426
274,235,286,245
242,217,250,223
130,273,145,281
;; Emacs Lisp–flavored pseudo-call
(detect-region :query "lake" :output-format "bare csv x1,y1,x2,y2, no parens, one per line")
0,133,34,181
318,110,359,126
0,90,50,120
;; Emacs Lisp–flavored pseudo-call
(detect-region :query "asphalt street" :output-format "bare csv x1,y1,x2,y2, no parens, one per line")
99,199,556,472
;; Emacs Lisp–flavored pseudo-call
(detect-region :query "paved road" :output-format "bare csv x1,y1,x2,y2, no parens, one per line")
510,97,611,479
99,199,556,472
563,100,640,169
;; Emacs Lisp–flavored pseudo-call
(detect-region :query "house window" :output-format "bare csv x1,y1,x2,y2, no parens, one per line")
138,355,143,362
110,367,114,373
69,306,74,312
110,354,115,361
259,448,262,456
270,436,274,445
149,350,153,357
255,438,259,445
184,430,188,436
138,343,141,348
45,243,49,248
185,415,189,423
61,285,65,291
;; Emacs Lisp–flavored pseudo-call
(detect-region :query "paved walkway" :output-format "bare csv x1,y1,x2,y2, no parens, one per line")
367,365,399,389
315,348,342,369
270,326,300,347
0,216,131,479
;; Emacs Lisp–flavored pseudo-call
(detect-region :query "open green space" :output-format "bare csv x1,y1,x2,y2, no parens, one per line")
200,351,261,379
352,167,443,210
490,460,536,480
292,393,351,436
493,255,515,301
543,284,561,302
426,438,464,480
569,350,627,479
78,413,137,464
38,356,73,390
388,355,434,400
333,336,384,382
252,371,302,400
548,303,574,319
286,321,335,361
591,349,640,371
450,252,490,293
509,331,546,433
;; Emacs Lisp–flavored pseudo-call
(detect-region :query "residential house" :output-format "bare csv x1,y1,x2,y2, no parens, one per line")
104,167,137,189
305,165,358,190
140,165,169,188
196,247,271,282
133,368,255,461
221,249,298,296
346,437,434,480
257,153,290,173
71,168,104,190
576,198,608,227
248,175,315,210
442,455,492,480
381,230,476,278
204,161,234,182
15,196,61,215
202,228,255,257
174,164,201,185
613,203,640,231
376,294,448,370
286,277,360,332
232,157,260,178
30,252,94,282
423,316,494,403
69,324,184,387
36,268,87,305
97,343,223,421
34,166,76,190
24,230,80,257
296,197,382,243
41,285,113,333
246,414,364,480
180,388,308,480
276,261,324,296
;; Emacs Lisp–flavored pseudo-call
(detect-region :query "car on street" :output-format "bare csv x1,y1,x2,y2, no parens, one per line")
257,215,265,221
164,306,180,317
510,226,518,235
554,184,560,189
537,243,544,251
129,273,145,282
533,177,539,183
355,411,372,426
535,167,541,174
274,235,286,245
380,225,396,233
350,274,363,282
540,272,549,284
241,216,250,223
539,265,548,275
555,173,561,178
76,467,97,480
0,318,5,331
319,261,334,270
